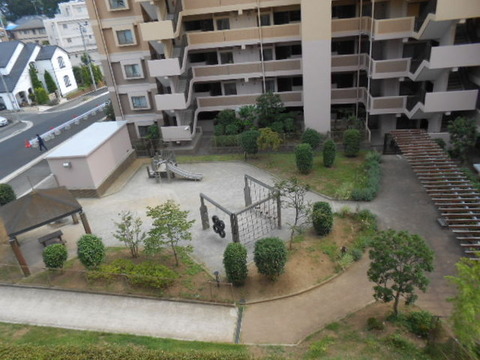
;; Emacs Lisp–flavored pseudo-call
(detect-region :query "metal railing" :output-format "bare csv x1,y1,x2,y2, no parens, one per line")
28,102,108,147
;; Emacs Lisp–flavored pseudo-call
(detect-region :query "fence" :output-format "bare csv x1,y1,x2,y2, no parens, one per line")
0,263,235,305
28,102,108,147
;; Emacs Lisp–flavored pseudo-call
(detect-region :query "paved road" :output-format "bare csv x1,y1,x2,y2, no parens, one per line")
0,90,110,180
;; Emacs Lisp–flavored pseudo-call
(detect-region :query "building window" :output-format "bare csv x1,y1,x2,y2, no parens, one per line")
58,56,65,68
63,24,68,29
264,79,276,93
131,96,148,109
223,82,237,96
138,125,150,137
124,64,141,78
116,29,134,45
109,0,128,10
64,75,71,87
39,28,46,34
216,18,230,30
219,51,233,64
262,48,274,61
260,14,271,26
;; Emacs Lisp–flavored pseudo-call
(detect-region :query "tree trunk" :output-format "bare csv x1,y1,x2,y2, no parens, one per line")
393,292,401,317
172,244,179,266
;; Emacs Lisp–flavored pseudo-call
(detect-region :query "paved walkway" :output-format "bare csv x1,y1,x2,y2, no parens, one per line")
0,156,461,344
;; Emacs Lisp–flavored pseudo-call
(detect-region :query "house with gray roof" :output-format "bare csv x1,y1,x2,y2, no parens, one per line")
0,41,77,110
9,16,49,45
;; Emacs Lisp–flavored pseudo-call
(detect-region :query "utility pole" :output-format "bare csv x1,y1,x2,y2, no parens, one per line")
78,23,97,91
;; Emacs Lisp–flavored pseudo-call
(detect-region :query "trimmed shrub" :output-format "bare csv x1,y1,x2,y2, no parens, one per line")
351,151,382,201
269,121,285,134
323,139,336,168
77,234,106,269
44,70,58,93
283,117,296,133
128,261,177,289
295,143,313,174
0,184,16,206
254,237,287,280
343,129,361,157
406,311,435,338
223,242,248,286
224,123,240,135
313,201,333,215
215,109,237,126
42,244,68,269
301,128,323,150
34,87,49,105
312,208,333,237
367,317,385,331
240,129,260,156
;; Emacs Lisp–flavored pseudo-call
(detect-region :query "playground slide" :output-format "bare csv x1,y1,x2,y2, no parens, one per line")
166,163,203,181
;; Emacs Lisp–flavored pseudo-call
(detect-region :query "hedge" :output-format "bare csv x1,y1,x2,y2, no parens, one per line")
301,128,323,150
213,135,240,147
223,242,248,286
0,183,16,206
312,201,333,237
323,139,336,168
351,151,382,201
343,129,361,157
295,143,313,174
254,237,287,281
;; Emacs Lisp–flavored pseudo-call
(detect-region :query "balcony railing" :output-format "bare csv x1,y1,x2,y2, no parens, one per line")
182,0,290,11
372,58,410,78
331,16,414,39
197,91,302,109
192,59,302,78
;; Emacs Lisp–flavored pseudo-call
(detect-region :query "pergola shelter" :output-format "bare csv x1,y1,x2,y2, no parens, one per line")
0,187,92,276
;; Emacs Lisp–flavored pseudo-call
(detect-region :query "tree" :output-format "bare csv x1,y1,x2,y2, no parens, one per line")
34,87,49,105
29,64,43,89
448,116,478,163
113,211,146,258
105,100,115,121
145,200,195,266
42,244,67,269
237,105,256,130
72,66,84,86
254,237,287,281
257,127,283,151
302,128,323,150
77,234,106,269
367,229,434,317
323,139,336,168
43,70,57,94
223,242,248,286
0,184,16,206
295,143,313,174
343,129,362,157
312,202,333,236
256,92,285,128
1,1,70,21
275,177,311,249
446,256,480,353
240,129,260,159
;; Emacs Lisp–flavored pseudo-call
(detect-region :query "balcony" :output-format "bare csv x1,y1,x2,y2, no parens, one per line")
423,90,479,112
197,91,302,110
331,54,368,72
331,16,414,40
331,88,368,105
371,58,410,79
187,23,301,48
182,0,297,12
192,59,302,80
429,44,480,69
139,20,174,41
369,96,407,115
154,94,187,110
148,58,182,77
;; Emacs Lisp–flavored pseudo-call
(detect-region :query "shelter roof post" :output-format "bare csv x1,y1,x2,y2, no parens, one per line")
79,211,92,234
9,238,30,277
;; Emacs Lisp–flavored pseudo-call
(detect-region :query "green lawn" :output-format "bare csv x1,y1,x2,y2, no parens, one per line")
178,152,366,198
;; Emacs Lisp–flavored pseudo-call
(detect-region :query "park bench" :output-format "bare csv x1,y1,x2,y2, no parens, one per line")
38,230,65,247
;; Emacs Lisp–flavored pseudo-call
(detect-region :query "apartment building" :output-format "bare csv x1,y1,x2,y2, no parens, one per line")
44,1,100,68
86,0,480,142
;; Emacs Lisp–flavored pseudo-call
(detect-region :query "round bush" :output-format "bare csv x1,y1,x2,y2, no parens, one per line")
312,208,333,236
0,183,16,206
240,129,260,156
42,244,68,269
349,248,363,262
323,139,336,168
269,121,285,134
77,234,106,269
343,129,361,157
224,123,240,135
254,237,287,280
223,242,248,286
313,201,332,215
283,117,296,133
301,128,323,149
214,124,225,136
295,143,313,174
406,311,435,338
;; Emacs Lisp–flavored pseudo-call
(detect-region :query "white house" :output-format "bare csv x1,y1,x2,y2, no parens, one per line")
0,41,78,110
43,0,100,68
0,41,40,109
36,46,78,97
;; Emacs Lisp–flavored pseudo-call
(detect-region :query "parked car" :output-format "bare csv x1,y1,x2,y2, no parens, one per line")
0,103,6,111
0,116,8,127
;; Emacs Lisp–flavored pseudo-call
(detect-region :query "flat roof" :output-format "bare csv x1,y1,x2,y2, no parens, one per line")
47,121,128,159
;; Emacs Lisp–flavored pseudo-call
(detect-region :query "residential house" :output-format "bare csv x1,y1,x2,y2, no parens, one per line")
9,16,49,44
86,0,480,143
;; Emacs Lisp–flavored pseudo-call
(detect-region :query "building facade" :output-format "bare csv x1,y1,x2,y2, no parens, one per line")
44,0,101,68
86,0,480,142
9,17,49,44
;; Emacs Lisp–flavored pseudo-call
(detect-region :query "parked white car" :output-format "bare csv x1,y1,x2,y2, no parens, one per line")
0,116,8,127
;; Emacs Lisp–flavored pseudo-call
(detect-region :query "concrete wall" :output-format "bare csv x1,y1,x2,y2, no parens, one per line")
436,0,480,21
49,157,95,189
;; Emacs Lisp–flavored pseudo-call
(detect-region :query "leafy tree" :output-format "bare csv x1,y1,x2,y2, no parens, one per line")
42,244,67,269
34,87,49,105
269,121,284,134
215,109,237,127
29,64,43,89
0,0,66,20
223,242,248,286
448,116,478,163
72,66,84,86
367,229,434,317
256,92,285,128
237,105,256,130
323,139,336,168
275,177,311,249
105,100,115,121
312,202,333,236
77,234,106,269
295,143,313,174
240,129,260,159
113,211,146,258
43,70,57,94
254,237,287,281
0,184,16,206
446,255,480,353
93,64,104,84
257,127,282,151
343,129,362,157
145,200,195,266
302,128,323,150
146,124,160,140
